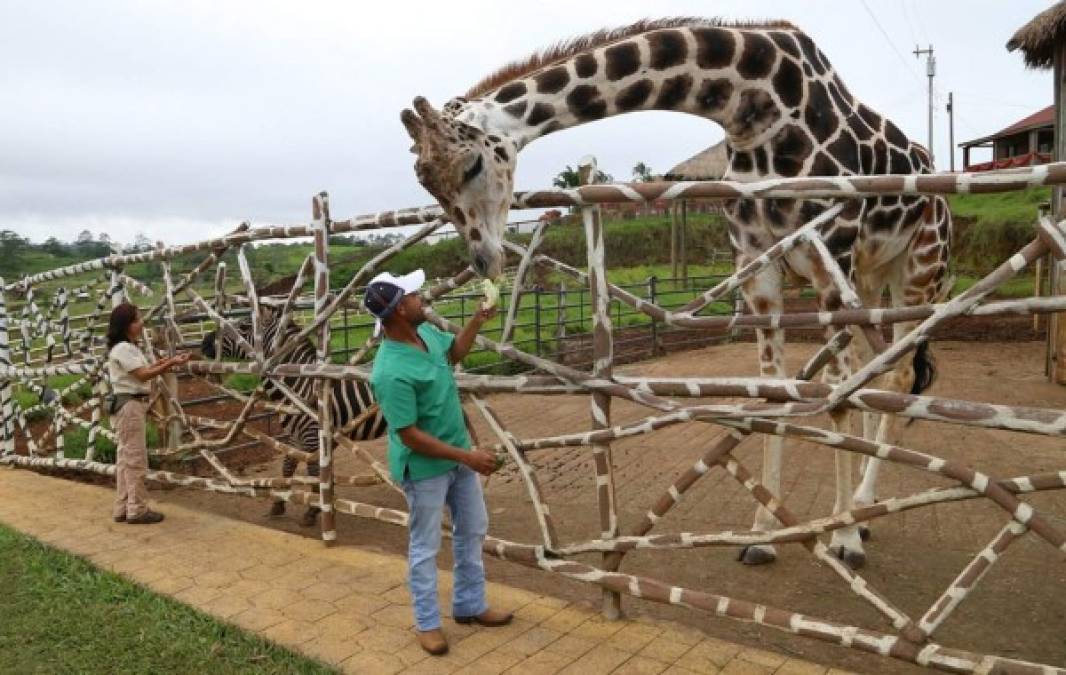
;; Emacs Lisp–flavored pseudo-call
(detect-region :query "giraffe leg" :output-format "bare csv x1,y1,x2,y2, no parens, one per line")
824,334,866,570
738,269,785,566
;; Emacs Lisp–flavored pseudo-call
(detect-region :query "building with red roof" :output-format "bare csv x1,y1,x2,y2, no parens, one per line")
958,104,1054,171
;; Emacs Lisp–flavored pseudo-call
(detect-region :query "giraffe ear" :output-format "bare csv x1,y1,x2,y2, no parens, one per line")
412,96,443,128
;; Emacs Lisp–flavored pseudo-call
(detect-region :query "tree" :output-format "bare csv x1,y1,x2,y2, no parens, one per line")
553,165,613,189
42,237,67,256
76,229,93,245
632,161,654,182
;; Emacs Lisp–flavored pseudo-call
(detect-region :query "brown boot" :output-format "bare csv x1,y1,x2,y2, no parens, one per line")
416,628,448,656
126,510,165,525
454,608,513,627
300,506,320,527
267,501,286,518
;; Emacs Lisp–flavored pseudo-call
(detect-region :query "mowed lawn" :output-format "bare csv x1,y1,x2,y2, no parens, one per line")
0,524,335,674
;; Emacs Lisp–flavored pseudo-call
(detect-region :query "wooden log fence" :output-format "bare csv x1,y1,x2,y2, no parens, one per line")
3,161,1066,672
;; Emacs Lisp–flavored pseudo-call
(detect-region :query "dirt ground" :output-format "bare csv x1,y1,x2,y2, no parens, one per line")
125,337,1066,674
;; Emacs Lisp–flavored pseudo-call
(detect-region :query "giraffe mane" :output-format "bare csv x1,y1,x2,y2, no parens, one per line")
465,17,798,99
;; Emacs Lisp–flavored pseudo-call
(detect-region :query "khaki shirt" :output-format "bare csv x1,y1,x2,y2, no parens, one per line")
108,342,150,395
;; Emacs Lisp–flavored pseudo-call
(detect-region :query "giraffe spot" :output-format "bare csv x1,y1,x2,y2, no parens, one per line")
527,102,554,126
889,148,911,174
822,290,843,311
453,208,467,226
731,150,754,173
647,29,687,70
616,79,654,111
828,81,850,113
802,62,813,77
737,32,776,79
764,199,795,228
693,27,735,69
654,73,693,109
469,227,482,241
848,114,874,142
799,201,827,224
769,31,800,58
605,41,641,81
770,124,813,177
884,119,909,148
504,101,527,118
732,88,780,138
772,57,804,108
803,80,837,143
541,121,563,135
858,143,874,173
753,146,769,174
495,82,526,103
535,66,570,94
737,198,757,222
493,146,510,163
795,32,827,75
488,134,501,142
826,225,858,255
872,138,888,174
566,84,607,121
810,151,840,176
868,208,901,233
910,145,930,171
575,53,598,78
841,199,862,220
753,297,772,314
695,78,733,112
826,131,860,173
857,104,882,132
882,195,901,206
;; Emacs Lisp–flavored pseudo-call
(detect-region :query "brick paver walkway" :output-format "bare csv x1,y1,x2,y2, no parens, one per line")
0,467,846,674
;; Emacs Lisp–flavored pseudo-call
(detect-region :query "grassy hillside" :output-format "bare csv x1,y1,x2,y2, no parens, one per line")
946,186,1050,273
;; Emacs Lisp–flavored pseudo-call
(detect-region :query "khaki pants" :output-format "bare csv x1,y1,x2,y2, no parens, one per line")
113,399,148,519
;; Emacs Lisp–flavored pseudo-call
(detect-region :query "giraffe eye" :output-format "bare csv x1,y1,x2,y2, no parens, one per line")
462,155,483,184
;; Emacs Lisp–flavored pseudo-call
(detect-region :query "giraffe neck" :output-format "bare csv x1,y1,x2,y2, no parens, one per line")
457,25,845,154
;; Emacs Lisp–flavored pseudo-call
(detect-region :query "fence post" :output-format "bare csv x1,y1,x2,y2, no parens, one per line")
555,281,567,359
0,278,13,456
647,276,659,358
534,287,542,356
312,192,337,546
579,155,622,620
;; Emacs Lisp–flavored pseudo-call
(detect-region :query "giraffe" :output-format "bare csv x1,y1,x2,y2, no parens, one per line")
400,18,952,569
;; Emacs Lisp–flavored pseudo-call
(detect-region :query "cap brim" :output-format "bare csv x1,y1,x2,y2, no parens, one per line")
395,269,425,294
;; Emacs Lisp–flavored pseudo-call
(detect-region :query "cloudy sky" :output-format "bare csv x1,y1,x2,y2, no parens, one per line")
0,1,1053,247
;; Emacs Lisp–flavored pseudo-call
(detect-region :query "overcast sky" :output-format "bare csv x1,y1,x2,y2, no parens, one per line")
0,0,1054,247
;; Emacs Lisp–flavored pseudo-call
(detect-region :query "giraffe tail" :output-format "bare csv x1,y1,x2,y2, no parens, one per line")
905,340,938,427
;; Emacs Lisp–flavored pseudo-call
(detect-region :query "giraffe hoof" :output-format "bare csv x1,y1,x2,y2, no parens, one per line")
831,545,866,570
266,501,286,518
858,525,872,542
738,545,776,566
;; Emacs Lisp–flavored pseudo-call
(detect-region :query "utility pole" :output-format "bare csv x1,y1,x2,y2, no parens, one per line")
914,44,936,168
946,92,955,172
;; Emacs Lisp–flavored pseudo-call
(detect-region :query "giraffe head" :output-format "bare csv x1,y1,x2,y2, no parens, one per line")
401,97,517,279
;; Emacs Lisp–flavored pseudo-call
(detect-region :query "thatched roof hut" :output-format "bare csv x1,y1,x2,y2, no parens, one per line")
1007,1,1066,69
663,140,728,180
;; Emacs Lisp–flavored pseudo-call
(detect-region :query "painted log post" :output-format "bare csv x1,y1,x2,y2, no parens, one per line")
0,279,13,455
579,156,622,620
312,192,337,545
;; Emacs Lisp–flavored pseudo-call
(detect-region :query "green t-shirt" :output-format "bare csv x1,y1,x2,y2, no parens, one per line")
370,323,470,482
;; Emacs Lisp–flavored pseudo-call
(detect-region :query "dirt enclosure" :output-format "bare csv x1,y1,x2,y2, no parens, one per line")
147,338,1066,673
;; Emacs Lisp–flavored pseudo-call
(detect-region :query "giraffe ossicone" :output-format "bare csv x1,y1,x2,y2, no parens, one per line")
404,17,953,569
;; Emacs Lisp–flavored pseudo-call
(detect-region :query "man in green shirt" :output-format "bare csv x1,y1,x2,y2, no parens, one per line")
366,269,511,656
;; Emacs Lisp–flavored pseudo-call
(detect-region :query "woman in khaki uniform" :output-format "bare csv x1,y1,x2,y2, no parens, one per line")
106,303,190,524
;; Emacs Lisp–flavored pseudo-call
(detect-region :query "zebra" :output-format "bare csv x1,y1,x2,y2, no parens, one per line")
201,307,386,526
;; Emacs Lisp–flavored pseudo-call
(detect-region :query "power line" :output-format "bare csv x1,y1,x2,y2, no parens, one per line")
859,0,923,84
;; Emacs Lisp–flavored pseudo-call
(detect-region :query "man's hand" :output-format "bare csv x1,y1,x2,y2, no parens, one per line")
472,304,497,325
464,448,499,476
167,352,192,368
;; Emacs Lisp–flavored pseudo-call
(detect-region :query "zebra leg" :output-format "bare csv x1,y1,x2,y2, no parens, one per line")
301,460,322,527
268,456,298,517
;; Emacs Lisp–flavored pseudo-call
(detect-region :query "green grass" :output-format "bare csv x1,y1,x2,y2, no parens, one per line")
0,524,336,674
946,186,1051,228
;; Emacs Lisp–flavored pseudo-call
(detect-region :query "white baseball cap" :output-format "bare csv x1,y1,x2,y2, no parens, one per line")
364,269,426,335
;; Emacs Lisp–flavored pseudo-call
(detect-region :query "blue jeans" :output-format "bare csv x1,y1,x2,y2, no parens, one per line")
401,464,489,631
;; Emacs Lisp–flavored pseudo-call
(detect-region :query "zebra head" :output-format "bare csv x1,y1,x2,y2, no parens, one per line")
201,308,276,359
